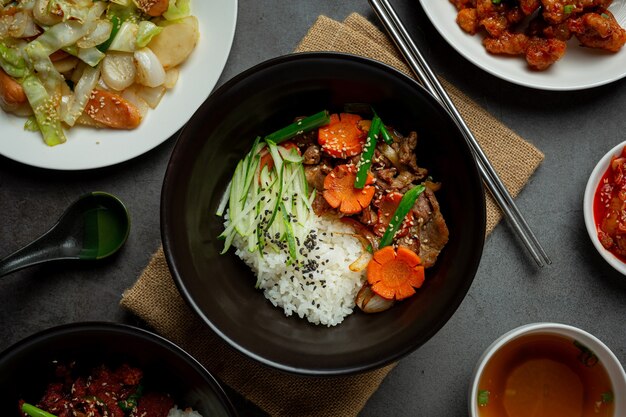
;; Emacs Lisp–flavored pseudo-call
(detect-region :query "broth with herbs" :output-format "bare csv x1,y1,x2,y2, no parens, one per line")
477,333,614,417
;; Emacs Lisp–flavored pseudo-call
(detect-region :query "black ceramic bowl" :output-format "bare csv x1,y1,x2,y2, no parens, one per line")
0,322,236,416
161,52,486,375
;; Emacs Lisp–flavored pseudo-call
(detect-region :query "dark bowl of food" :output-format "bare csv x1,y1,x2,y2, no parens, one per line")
161,52,486,375
0,322,237,417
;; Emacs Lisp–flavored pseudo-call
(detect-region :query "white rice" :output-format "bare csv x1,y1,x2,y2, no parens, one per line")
229,214,366,326
168,406,203,417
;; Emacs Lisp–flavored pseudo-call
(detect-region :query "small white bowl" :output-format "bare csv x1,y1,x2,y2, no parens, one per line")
469,323,626,417
584,141,626,275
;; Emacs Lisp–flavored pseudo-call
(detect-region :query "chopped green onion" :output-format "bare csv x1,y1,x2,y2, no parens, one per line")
573,340,599,367
478,390,490,407
22,403,58,417
24,116,40,132
379,122,393,146
354,115,382,189
601,391,614,404
378,184,426,248
371,109,393,145
601,13,609,18
491,0,501,4
118,384,143,411
264,110,330,144
563,4,574,13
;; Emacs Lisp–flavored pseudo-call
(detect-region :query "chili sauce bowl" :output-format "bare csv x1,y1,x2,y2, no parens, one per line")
469,323,626,417
583,140,626,275
0,322,237,416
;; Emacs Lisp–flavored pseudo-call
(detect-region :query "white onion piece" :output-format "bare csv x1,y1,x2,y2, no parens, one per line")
136,85,165,109
355,285,395,313
163,67,179,89
21,15,42,38
121,85,149,119
379,143,402,169
8,12,27,37
53,56,79,73
349,252,372,272
33,0,62,26
77,19,112,49
134,47,166,88
101,52,135,91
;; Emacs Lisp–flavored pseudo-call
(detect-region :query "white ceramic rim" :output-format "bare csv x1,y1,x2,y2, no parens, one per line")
583,141,626,276
468,322,626,416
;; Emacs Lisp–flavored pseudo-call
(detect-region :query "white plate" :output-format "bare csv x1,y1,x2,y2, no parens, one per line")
419,1,626,90
0,0,237,170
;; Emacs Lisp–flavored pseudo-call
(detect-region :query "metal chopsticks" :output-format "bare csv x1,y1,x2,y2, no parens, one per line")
369,0,551,267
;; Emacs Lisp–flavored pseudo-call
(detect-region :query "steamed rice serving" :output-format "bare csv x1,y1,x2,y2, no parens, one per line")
228,212,365,326
218,109,449,326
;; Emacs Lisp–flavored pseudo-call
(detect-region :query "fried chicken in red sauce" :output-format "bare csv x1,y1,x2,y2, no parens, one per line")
451,0,626,70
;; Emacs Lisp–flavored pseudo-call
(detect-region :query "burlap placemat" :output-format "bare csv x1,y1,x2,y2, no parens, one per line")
121,13,544,417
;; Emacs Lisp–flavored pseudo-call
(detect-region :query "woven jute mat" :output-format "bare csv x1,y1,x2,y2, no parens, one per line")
121,13,544,417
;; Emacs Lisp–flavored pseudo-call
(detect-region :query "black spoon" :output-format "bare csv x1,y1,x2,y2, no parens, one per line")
0,192,130,277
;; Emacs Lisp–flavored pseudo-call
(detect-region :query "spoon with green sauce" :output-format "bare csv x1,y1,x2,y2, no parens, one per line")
0,192,130,277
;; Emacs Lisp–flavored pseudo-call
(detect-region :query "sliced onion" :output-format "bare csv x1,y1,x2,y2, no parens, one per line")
8,12,27,37
379,143,403,169
355,284,395,313
33,0,63,26
121,85,149,119
134,47,166,87
136,85,165,108
349,252,372,272
77,19,112,49
53,56,79,74
101,52,136,91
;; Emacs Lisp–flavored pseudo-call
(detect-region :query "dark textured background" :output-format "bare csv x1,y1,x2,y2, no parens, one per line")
1,1,626,416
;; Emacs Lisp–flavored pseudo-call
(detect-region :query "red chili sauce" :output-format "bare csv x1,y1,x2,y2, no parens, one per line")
19,363,174,417
593,146,626,263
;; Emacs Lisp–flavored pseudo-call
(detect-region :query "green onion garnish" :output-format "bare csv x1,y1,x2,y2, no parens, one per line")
563,4,574,13
478,390,490,407
354,115,382,189
22,403,58,417
601,391,614,404
378,184,426,248
264,110,330,144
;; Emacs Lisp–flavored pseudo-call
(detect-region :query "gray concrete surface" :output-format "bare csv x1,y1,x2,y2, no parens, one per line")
2,1,626,416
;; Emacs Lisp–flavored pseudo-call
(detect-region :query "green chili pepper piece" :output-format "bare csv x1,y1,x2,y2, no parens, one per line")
378,184,426,248
22,403,58,417
354,115,382,189
264,110,330,144
97,14,122,52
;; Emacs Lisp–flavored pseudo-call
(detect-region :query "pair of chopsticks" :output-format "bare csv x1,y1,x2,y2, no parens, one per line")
369,0,551,267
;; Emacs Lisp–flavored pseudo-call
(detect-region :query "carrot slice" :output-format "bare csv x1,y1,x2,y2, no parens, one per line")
323,164,374,214
317,113,367,158
374,191,414,237
367,245,425,301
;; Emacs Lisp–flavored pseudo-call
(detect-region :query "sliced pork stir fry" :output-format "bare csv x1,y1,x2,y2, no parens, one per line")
292,111,449,313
